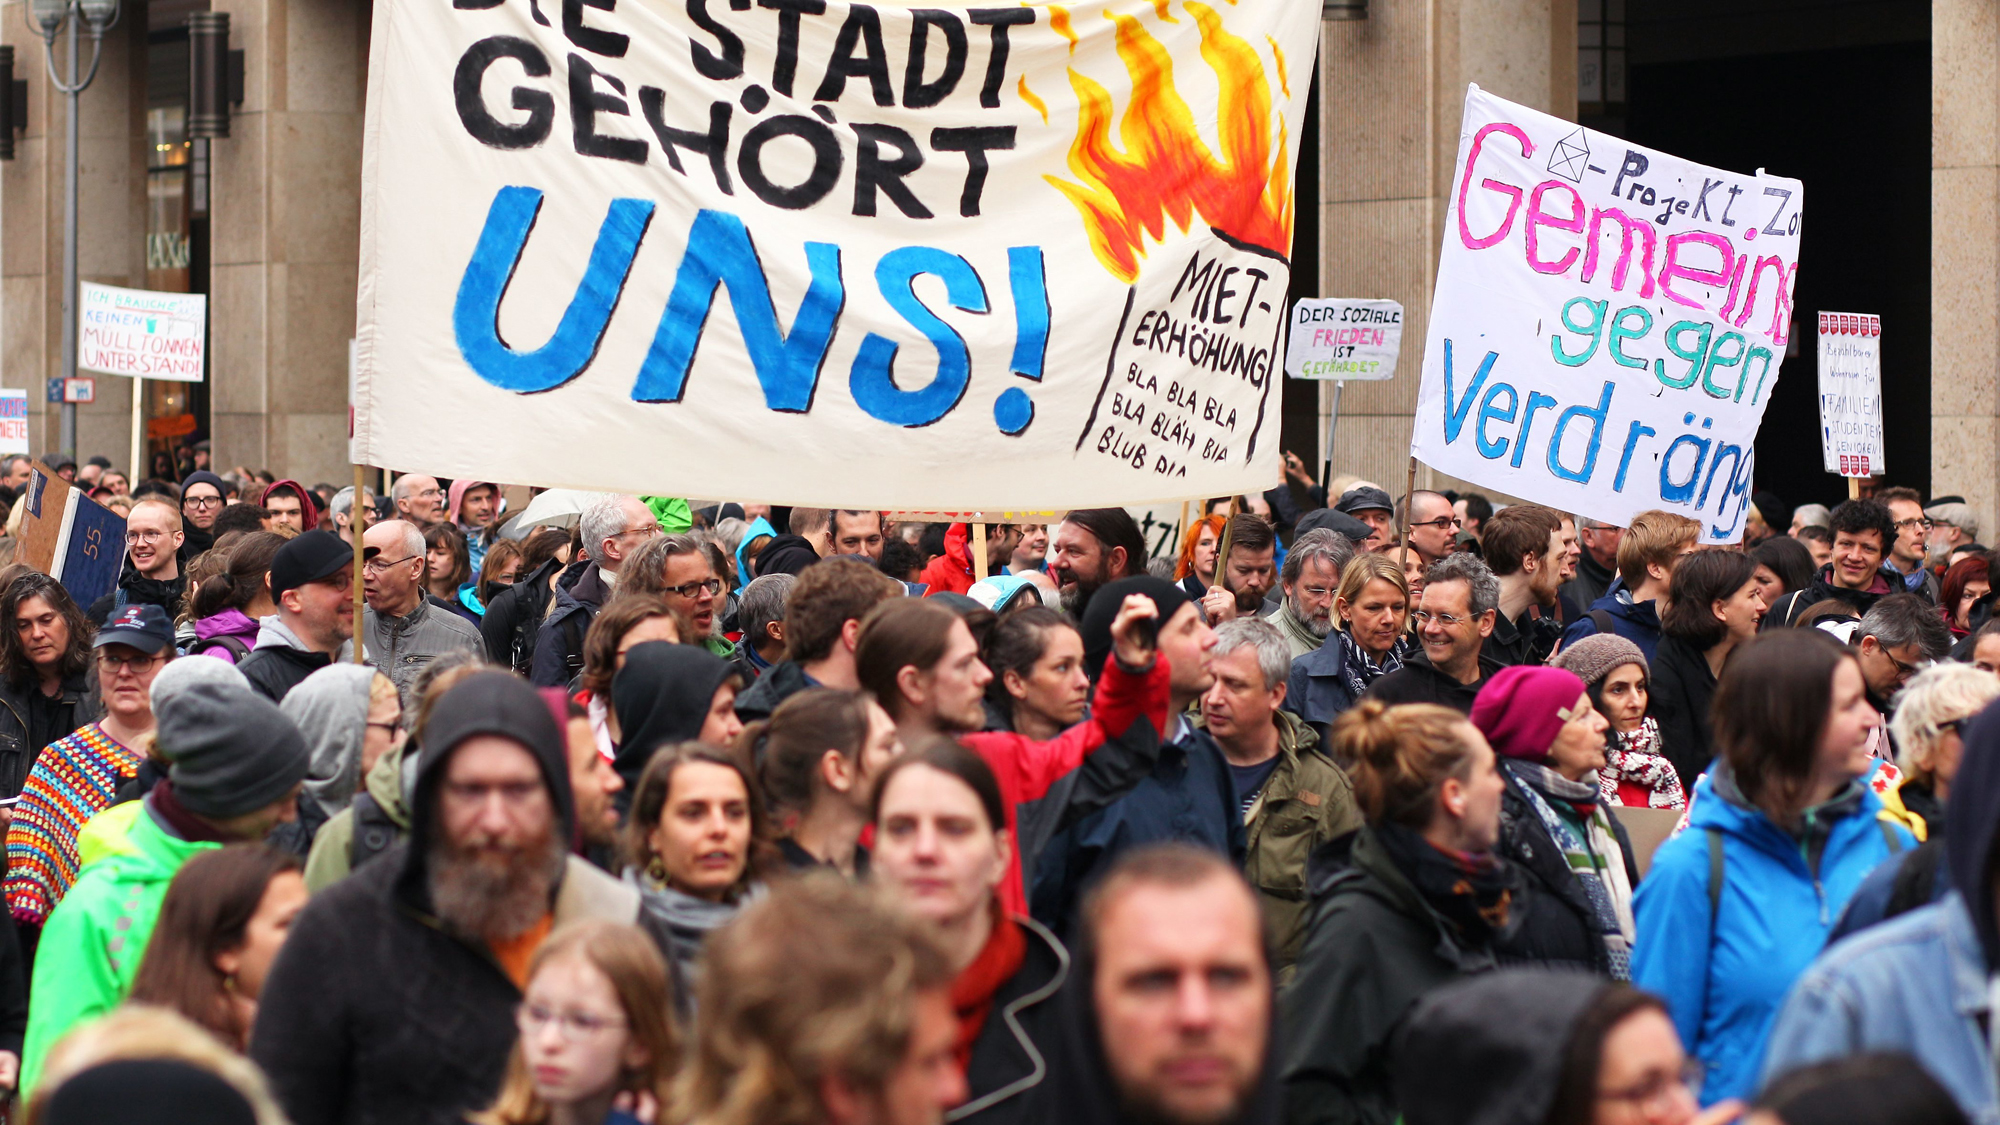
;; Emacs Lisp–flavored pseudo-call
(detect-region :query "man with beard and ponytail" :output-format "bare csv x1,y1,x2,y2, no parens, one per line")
1265,530,1354,660
20,677,309,1098
1025,844,1279,1125
250,672,680,1125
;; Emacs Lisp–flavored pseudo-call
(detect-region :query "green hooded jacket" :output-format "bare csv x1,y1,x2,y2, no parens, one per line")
304,735,410,894
20,804,219,1097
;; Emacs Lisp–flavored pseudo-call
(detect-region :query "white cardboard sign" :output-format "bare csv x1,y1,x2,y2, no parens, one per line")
1285,298,1403,381
1815,312,1883,478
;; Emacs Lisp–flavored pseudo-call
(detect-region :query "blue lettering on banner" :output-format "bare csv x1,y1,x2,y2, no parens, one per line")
850,246,987,427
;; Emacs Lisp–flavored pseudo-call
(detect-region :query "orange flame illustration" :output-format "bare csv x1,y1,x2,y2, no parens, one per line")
1048,2,1294,284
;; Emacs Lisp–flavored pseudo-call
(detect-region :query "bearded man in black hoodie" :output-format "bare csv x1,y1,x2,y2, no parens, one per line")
249,672,680,1125
1027,844,1281,1125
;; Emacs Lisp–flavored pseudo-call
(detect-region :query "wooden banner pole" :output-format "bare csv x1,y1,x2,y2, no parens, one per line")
352,463,368,664
1397,455,1419,571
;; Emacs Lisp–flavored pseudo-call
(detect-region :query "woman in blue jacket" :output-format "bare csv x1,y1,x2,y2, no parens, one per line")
1633,628,1913,1106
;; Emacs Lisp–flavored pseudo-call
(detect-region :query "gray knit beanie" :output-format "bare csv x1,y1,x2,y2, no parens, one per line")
157,678,310,820
1549,632,1647,688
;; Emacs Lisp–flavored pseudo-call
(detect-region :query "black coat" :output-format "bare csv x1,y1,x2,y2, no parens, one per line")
951,917,1069,1125
1492,766,1639,975
1648,634,1719,788
732,657,813,723
236,644,333,703
0,670,99,798
1279,829,1498,1125
479,555,564,673
1359,650,1503,714
248,673,681,1125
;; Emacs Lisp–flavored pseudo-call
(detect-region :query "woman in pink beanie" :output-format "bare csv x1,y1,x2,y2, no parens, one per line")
1471,664,1639,979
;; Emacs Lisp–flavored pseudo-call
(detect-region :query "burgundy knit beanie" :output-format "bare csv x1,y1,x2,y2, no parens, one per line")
1470,665,1591,761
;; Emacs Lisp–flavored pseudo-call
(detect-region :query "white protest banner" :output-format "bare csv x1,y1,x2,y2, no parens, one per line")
0,391,26,456
1815,312,1882,477
1411,86,1802,543
77,283,207,382
1285,299,1403,381
353,1,1317,509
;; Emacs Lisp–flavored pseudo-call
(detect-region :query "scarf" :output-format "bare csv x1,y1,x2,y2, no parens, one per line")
3,723,141,925
1506,760,1636,979
1373,820,1518,945
147,780,238,845
949,900,1027,1069
1336,628,1413,704
1599,719,1684,809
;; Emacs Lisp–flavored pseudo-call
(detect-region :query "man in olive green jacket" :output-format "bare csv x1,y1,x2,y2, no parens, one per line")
1196,618,1364,974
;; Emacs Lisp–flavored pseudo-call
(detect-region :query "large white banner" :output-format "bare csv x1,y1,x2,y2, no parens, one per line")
1413,87,1802,543
353,0,1316,508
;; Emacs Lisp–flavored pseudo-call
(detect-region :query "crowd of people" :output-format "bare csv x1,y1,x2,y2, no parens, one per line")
0,451,1984,1125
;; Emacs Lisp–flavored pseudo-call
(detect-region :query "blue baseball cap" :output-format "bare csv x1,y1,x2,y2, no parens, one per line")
94,603,175,655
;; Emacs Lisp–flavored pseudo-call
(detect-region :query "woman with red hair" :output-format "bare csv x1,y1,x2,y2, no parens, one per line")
1174,514,1226,599
1940,554,1990,638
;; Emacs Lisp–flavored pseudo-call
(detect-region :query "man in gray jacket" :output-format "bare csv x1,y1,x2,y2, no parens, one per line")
350,520,480,698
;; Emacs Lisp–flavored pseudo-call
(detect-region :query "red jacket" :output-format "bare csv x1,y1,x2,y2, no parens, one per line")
919,523,977,596
959,652,1172,915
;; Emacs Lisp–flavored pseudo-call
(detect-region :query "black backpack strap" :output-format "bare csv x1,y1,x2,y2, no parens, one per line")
1589,609,1616,638
1885,842,1940,920
563,611,588,676
1880,819,1906,854
349,789,400,871
1706,827,1725,926
205,634,252,663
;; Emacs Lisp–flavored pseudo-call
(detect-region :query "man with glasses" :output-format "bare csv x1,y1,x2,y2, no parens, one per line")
238,530,357,702
251,672,677,1125
1847,595,1951,730
354,520,481,699
1397,490,1461,571
531,494,656,687
86,499,187,626
1265,529,1353,660
1363,553,1503,713
626,533,736,658
1563,517,1623,611
391,473,445,529
177,471,229,556
1877,486,1942,604
4,603,173,936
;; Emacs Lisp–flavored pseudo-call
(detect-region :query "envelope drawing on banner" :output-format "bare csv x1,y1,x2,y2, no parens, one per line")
353,0,1321,509
1412,85,1803,544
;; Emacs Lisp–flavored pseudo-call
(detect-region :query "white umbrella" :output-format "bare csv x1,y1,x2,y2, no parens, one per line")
499,489,609,540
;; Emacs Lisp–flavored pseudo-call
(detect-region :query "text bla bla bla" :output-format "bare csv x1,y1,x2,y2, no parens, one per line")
1118,368,1240,432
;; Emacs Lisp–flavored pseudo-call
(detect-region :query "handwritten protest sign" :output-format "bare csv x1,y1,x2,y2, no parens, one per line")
1411,86,1802,543
352,0,1316,509
1816,312,1882,478
1285,299,1403,381
78,283,207,382
16,464,125,610
0,391,26,456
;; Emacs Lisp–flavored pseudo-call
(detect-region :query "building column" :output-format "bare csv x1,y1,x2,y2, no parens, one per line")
1317,0,1574,499
208,0,366,483
1932,0,1999,536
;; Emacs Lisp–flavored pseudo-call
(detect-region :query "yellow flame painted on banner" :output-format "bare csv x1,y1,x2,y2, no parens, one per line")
1046,2,1294,284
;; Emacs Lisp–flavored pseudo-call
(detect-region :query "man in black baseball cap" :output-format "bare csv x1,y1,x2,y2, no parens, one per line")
237,530,355,702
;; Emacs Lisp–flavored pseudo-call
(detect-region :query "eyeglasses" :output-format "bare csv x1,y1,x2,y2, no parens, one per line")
1408,516,1463,531
124,529,169,545
96,649,163,672
366,722,400,737
361,554,420,575
1598,1059,1703,1116
517,1001,626,1041
1878,645,1931,679
1298,585,1336,600
184,495,223,510
616,523,661,541
1412,609,1470,628
1892,517,1934,533
665,578,723,600
1938,716,1973,737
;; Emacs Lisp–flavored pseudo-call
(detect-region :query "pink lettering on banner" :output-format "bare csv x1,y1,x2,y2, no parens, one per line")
1457,122,1534,250
1525,181,1585,274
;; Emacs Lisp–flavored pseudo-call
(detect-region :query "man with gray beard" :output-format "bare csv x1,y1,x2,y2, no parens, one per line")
250,671,680,1125
1264,530,1354,660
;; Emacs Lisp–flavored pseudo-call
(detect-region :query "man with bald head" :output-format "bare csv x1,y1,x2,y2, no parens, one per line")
353,519,481,697
391,474,444,529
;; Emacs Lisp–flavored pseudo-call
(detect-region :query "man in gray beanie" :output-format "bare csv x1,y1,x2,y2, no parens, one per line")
20,679,307,1095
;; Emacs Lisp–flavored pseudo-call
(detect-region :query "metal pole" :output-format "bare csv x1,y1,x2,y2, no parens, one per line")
58,17,78,458
128,375,142,476
1320,380,1344,491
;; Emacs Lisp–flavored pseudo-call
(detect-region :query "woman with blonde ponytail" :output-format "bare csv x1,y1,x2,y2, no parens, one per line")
1277,700,1515,1125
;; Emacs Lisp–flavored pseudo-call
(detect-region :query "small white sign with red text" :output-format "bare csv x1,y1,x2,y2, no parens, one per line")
1816,312,1882,477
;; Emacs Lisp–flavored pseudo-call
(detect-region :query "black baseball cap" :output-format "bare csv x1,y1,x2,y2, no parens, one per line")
94,603,175,655
1336,486,1395,516
269,530,353,597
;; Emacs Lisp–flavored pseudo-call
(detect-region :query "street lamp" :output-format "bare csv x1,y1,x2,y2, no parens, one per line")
28,0,120,459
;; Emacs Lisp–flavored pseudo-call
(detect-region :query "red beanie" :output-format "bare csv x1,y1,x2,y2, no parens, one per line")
1469,665,1591,761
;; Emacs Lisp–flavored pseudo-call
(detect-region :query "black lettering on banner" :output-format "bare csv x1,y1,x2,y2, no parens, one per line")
852,123,932,218
1611,149,1648,200
640,91,735,192
568,54,649,163
454,0,503,13
813,6,894,105
968,9,1034,109
1761,186,1794,236
930,125,1014,217
757,0,827,98
562,0,628,57
685,0,744,80
902,10,966,108
454,37,555,149
738,113,843,208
